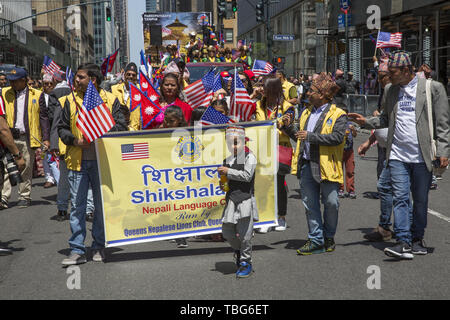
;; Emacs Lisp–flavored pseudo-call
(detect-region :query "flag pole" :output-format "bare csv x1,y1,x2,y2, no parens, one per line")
234,65,237,120
374,29,380,57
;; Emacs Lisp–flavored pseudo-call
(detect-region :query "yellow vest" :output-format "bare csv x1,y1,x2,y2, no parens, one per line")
282,80,296,102
291,104,346,184
2,86,45,148
111,82,141,131
62,89,117,171
255,99,293,147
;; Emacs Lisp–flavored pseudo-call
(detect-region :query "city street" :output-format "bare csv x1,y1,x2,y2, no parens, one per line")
0,132,449,300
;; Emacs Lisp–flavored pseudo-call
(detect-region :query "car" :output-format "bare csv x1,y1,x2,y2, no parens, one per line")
186,62,244,83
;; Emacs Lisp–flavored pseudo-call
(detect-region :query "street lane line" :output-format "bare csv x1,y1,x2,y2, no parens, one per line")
428,209,450,223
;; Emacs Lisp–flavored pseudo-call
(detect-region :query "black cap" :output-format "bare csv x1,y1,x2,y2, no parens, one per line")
124,63,138,73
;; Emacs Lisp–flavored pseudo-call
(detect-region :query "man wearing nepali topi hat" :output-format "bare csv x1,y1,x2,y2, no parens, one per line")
349,51,450,260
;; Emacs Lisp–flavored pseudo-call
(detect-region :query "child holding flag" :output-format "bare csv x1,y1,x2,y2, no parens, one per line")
218,126,258,278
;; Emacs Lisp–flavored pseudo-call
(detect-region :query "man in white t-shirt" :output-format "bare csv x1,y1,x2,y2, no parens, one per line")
349,52,450,260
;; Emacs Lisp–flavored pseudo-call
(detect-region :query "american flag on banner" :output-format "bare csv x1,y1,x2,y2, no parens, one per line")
42,56,62,76
252,60,274,77
184,69,215,109
376,31,402,49
200,106,234,126
121,143,149,161
76,81,115,143
230,74,256,122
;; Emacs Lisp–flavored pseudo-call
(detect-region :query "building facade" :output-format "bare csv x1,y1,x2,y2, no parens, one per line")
114,0,130,68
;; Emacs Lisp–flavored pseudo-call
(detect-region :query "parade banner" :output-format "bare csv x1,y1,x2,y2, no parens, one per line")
96,121,278,247
143,12,211,52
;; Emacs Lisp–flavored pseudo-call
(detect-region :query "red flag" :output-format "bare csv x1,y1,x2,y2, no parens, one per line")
139,70,160,102
101,49,120,76
77,81,115,143
130,83,162,129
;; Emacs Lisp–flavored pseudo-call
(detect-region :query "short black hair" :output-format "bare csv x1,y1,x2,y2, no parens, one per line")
77,63,103,85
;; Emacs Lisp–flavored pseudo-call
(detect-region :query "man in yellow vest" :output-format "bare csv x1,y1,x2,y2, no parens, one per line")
284,72,347,255
58,63,127,266
1,67,50,209
276,70,298,106
111,62,140,129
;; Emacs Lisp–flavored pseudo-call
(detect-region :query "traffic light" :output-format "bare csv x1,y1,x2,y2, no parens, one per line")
273,56,285,68
256,1,265,23
106,7,112,22
217,0,226,19
232,0,238,13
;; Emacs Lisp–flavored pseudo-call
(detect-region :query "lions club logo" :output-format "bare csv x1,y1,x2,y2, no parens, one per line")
175,135,204,163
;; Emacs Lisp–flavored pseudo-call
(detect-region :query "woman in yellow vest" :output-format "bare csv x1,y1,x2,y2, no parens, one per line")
283,73,347,255
254,75,294,233
275,69,298,106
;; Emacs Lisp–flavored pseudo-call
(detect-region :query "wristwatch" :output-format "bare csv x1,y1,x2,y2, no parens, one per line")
12,152,22,160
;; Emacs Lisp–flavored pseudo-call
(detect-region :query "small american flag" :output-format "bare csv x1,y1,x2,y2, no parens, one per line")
184,69,215,109
121,143,149,161
200,106,234,126
0,96,5,116
376,31,402,49
230,74,256,122
42,56,62,76
252,60,274,77
77,81,115,143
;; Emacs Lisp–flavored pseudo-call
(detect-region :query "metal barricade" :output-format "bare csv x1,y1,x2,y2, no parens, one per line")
341,94,380,117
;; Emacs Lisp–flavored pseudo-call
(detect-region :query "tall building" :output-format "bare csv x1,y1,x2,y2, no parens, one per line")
32,0,66,54
93,1,119,72
146,0,160,12
114,0,130,67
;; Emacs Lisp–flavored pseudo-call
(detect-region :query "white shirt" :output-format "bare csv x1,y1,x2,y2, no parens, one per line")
390,76,424,163
15,88,27,134
123,86,130,105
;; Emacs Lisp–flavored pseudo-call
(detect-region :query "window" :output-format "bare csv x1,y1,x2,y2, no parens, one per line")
224,28,234,43
32,9,37,26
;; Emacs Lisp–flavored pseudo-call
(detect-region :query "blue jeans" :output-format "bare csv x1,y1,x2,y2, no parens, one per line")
388,160,432,244
377,162,393,229
67,160,104,255
58,158,94,213
300,163,340,245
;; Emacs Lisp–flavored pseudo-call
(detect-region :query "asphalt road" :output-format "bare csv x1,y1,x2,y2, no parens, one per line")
0,132,449,300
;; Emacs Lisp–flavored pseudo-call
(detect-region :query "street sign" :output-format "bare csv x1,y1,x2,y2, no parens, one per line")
338,14,352,29
273,34,295,41
316,29,330,36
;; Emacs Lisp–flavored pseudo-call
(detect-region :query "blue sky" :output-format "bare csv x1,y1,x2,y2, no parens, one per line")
127,0,145,65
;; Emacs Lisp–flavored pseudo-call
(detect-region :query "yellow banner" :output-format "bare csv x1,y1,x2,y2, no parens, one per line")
96,121,278,247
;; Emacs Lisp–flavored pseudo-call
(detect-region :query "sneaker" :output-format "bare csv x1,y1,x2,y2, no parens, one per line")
384,241,414,260
43,181,55,188
348,191,357,199
56,210,68,222
364,226,393,242
17,200,31,208
338,190,346,198
435,175,443,180
0,247,12,256
430,183,438,190
411,239,428,255
61,253,87,266
233,250,241,268
297,240,325,255
176,238,188,248
0,200,8,210
92,249,105,262
324,238,336,252
256,225,271,234
274,218,287,232
236,262,253,278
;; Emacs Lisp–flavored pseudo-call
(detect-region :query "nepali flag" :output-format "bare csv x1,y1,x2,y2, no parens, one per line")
77,81,115,143
42,56,63,77
101,48,120,76
130,83,162,129
376,31,402,49
200,106,234,126
184,69,215,109
230,74,256,122
139,70,160,102
252,60,274,77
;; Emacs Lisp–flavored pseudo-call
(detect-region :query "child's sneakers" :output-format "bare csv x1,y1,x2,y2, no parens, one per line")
236,262,253,278
348,191,356,199
338,190,346,198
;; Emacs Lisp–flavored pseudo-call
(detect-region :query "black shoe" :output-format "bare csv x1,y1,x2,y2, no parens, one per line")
412,239,428,255
384,241,414,260
233,250,241,268
86,212,94,222
324,238,336,252
56,210,68,222
176,238,188,248
0,200,8,210
17,200,31,208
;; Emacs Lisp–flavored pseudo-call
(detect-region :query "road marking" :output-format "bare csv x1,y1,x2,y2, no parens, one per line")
428,209,450,223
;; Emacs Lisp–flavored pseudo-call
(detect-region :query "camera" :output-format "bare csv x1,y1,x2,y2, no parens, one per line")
4,152,23,186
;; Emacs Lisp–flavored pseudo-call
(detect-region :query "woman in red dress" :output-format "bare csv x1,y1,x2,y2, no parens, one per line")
146,73,192,129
